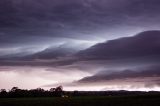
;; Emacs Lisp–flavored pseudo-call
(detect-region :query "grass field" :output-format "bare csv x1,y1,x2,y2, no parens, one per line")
0,95,160,106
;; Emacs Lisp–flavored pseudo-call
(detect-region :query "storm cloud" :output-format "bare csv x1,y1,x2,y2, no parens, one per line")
77,30,160,60
0,30,160,68
78,66,160,83
1,0,160,91
1,0,160,48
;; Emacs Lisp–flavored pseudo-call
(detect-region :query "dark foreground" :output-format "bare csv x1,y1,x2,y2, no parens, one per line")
0,95,160,106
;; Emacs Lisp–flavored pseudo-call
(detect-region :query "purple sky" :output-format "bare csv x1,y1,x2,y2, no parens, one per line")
0,0,160,91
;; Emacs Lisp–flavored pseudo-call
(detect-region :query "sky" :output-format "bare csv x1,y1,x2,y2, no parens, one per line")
0,0,160,91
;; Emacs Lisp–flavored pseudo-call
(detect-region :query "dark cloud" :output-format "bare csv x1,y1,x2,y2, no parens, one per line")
23,44,79,60
78,65,160,83
1,0,160,48
0,30,160,68
1,0,160,91
77,30,160,60
44,65,160,90
0,58,77,67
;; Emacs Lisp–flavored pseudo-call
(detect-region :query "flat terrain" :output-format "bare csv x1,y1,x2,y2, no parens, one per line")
0,95,160,106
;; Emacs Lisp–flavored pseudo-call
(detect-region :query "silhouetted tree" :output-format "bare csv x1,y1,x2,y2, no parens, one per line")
0,89,7,97
10,87,19,92
55,86,63,92
36,88,45,92
0,89,6,92
55,86,63,97
50,88,56,92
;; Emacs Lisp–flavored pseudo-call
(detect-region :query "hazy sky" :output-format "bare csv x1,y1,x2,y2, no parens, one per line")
0,0,160,91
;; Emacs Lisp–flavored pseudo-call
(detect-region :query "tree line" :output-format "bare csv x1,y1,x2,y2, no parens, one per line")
0,86,64,98
1,86,160,98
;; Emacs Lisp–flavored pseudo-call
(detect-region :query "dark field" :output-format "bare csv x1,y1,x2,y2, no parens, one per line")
0,95,160,106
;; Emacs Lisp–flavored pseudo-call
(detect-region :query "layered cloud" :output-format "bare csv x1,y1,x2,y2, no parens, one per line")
0,30,160,90
41,30,160,90
77,30,160,60
1,0,160,49
78,65,160,83
0,30,160,67
1,0,160,90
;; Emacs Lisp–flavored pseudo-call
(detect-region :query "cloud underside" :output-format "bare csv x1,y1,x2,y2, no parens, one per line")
78,66,160,83
39,31,160,90
0,0,160,90
1,0,160,48
0,30,160,66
